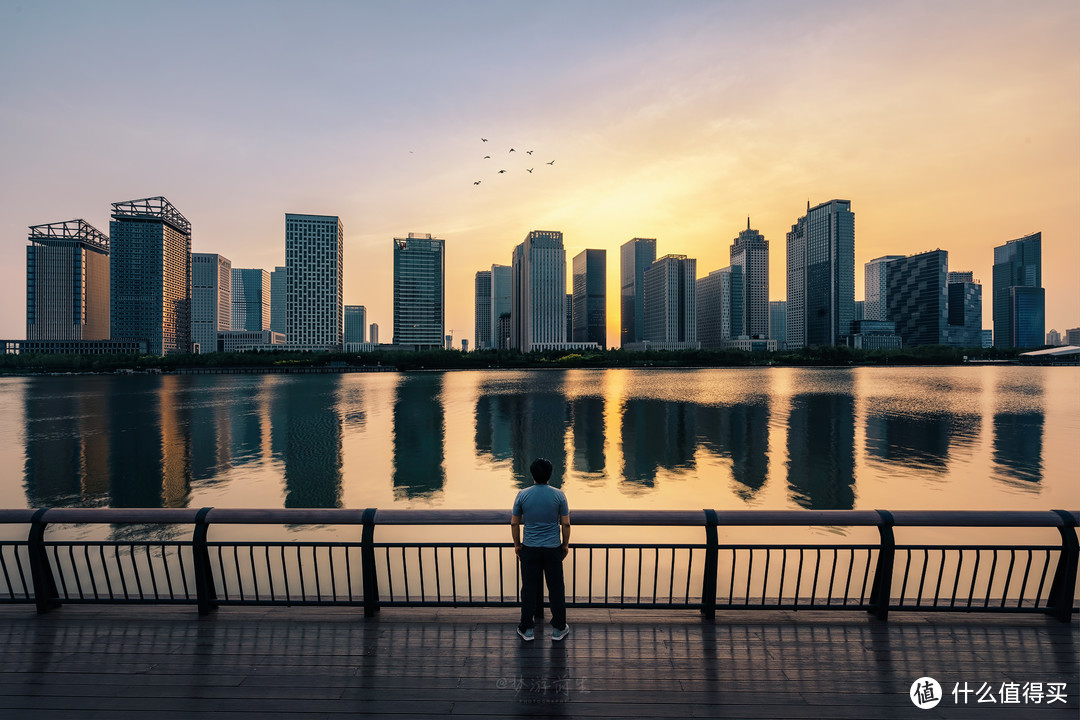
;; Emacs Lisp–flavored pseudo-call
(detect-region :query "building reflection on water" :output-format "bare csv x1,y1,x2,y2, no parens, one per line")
17,369,1057,512
392,374,445,498
787,393,855,510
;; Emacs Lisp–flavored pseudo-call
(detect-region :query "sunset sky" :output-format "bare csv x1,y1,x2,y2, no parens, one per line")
1,0,1077,347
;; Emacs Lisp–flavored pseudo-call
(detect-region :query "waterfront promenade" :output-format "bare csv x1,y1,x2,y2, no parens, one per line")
0,605,1075,719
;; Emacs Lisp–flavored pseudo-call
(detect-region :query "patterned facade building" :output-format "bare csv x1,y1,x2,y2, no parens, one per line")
110,196,192,355
192,253,231,353
511,231,566,352
643,254,696,345
786,200,855,348
947,272,983,348
26,220,110,341
696,266,741,350
474,270,492,350
285,214,343,349
729,219,769,338
231,268,270,332
392,233,444,349
886,250,949,347
864,255,904,322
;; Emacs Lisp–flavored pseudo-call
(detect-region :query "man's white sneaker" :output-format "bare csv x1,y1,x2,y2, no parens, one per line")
517,627,534,642
551,624,570,641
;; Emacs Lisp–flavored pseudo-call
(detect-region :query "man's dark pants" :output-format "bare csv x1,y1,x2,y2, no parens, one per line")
518,545,567,632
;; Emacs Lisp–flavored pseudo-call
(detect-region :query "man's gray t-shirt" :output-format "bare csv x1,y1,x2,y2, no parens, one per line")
512,484,569,548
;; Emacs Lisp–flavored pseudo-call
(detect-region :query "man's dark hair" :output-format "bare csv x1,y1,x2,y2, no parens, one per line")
530,458,553,484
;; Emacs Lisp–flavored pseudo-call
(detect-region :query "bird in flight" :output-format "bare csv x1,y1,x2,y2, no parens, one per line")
474,180,481,185
481,138,488,142
526,150,533,155
526,168,533,173
546,160,555,165
498,170,507,174
483,155,491,159
509,148,515,153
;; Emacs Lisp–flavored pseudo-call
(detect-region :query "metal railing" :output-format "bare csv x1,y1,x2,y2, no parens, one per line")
0,508,1076,622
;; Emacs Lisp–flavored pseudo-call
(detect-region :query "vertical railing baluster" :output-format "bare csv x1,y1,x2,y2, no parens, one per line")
360,508,379,617
700,509,718,620
869,510,895,620
192,507,217,615
28,509,60,613
1048,509,1078,623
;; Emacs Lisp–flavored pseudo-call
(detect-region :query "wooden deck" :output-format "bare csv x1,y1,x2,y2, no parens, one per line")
0,605,1075,719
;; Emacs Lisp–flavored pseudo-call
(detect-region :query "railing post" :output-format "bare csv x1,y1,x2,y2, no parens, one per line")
361,508,380,617
868,510,895,621
1048,510,1078,623
700,509,718,621
192,507,217,616
28,509,60,614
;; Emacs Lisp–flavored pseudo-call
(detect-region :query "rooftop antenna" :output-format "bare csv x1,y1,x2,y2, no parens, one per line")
747,217,751,231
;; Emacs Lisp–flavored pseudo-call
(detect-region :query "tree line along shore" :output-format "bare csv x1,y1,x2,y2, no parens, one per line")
0,345,1032,374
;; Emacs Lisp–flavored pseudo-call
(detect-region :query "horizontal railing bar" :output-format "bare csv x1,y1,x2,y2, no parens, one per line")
0,508,1074,528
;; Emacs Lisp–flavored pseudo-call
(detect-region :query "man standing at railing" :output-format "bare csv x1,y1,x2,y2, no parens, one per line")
511,457,571,642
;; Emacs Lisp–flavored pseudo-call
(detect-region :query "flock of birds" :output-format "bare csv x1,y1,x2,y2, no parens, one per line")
472,138,554,186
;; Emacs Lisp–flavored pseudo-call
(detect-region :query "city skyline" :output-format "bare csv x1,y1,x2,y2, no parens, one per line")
1,2,1077,348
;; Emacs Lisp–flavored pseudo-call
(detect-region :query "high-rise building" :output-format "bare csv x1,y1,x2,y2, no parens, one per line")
769,300,787,350
565,293,573,342
643,254,696,344
285,213,343,349
887,249,948,347
26,220,110,341
572,249,606,347
345,305,366,344
729,219,769,338
786,200,855,348
1046,329,1062,346
947,272,982,348
369,323,379,344
993,232,1043,348
110,196,192,355
696,266,739,349
490,264,512,350
864,255,904,322
192,253,231,353
270,265,286,335
854,300,864,322
511,231,566,352
474,270,492,350
1065,328,1080,346
393,233,444,349
620,238,657,346
231,268,270,331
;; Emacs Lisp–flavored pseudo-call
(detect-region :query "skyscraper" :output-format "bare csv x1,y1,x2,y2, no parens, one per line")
993,232,1044,348
474,270,492,350
947,272,982,348
26,220,110,341
572,249,606,347
864,255,904,322
110,196,192,355
345,305,366,344
393,233,445,349
887,249,948,347
231,268,270,331
643,254,696,344
786,200,854,348
620,238,656,346
369,323,379,345
192,253,231,353
729,219,769,338
270,265,286,335
511,230,566,352
285,213,343,349
696,266,739,349
490,264,512,350
769,300,787,350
